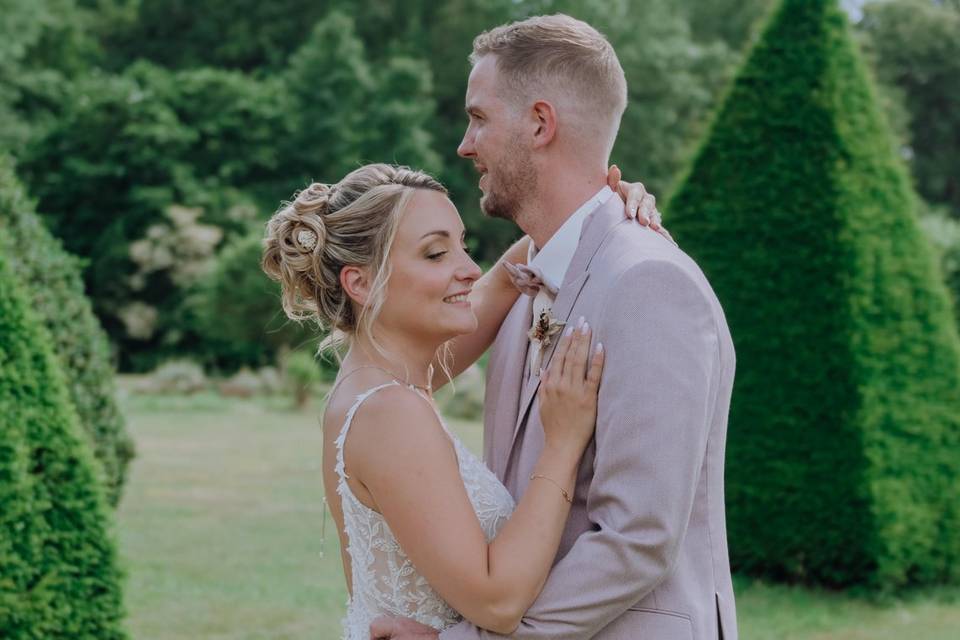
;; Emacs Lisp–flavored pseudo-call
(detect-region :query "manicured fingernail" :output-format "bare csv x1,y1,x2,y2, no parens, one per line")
576,316,585,327
596,342,604,353
564,326,573,337
580,321,590,334
539,367,544,377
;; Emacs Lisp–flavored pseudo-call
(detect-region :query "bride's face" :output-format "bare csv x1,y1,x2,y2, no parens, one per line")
377,189,482,341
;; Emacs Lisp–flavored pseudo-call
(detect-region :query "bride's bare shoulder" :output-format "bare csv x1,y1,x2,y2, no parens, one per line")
324,378,445,449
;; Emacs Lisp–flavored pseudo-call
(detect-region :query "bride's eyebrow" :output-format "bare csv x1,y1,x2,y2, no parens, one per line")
419,229,467,241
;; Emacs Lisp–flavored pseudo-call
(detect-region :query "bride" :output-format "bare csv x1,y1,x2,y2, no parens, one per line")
261,163,656,639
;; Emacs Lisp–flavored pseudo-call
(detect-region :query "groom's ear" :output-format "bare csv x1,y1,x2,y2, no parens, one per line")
340,265,371,307
530,100,558,149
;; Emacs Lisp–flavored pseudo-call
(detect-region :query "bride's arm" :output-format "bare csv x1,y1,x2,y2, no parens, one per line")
431,235,529,390
351,329,601,635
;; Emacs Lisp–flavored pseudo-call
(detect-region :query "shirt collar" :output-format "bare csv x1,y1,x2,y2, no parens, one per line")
527,185,614,291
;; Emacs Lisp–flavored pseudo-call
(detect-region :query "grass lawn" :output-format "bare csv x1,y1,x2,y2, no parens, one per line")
115,391,960,639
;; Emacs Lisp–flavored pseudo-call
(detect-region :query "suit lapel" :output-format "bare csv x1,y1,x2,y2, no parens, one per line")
507,195,627,457
488,294,533,480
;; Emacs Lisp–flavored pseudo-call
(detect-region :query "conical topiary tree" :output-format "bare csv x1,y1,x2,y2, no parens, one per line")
0,157,134,507
0,253,128,638
665,0,960,589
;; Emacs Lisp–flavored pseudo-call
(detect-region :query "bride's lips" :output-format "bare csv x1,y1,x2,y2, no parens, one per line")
443,290,472,306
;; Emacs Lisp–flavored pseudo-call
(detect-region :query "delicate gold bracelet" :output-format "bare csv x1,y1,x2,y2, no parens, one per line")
530,474,573,503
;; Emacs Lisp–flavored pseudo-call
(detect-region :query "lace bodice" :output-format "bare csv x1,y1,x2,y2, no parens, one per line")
334,382,516,640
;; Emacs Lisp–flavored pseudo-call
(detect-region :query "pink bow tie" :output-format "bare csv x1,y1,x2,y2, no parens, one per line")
503,262,559,297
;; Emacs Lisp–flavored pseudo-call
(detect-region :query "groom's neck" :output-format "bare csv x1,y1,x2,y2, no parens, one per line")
523,162,608,249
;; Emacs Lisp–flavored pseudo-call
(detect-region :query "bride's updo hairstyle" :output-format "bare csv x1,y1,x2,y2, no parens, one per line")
261,163,447,352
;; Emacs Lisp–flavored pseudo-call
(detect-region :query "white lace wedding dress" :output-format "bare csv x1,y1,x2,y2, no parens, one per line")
334,382,516,640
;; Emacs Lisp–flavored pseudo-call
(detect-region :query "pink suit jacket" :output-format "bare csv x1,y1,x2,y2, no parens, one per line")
441,194,738,640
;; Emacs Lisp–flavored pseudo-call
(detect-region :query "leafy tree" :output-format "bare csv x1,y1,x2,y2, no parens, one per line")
0,0,102,153
857,0,960,218
0,252,128,639
279,11,440,185
125,63,290,199
98,0,329,71
678,0,775,54
19,63,284,369
667,0,960,588
19,69,198,367
184,231,317,372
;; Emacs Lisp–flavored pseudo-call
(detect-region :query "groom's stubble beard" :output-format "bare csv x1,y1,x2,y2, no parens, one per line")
480,136,537,224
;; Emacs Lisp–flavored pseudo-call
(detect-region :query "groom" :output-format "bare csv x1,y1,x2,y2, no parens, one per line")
375,14,737,640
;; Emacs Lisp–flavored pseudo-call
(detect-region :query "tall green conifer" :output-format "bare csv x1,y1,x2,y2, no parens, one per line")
666,0,960,588
0,157,134,506
0,254,127,638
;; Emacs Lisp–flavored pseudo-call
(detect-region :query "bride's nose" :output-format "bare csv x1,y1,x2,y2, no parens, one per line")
458,256,483,283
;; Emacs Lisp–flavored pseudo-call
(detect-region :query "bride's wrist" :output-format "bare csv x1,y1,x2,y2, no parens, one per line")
541,439,586,469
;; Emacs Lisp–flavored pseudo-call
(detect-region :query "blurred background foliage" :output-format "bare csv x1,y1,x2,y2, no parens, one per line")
2,2,960,633
1,0,958,377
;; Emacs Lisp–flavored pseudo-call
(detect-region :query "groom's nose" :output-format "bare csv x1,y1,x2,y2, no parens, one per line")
457,131,475,158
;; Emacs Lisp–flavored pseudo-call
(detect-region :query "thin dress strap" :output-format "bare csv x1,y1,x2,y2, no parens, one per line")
333,381,401,483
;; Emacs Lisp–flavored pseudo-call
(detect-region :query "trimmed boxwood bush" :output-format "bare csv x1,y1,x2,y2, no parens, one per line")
0,252,128,638
0,157,134,507
666,0,960,588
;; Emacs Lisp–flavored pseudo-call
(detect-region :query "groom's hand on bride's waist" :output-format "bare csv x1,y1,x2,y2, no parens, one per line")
369,615,439,640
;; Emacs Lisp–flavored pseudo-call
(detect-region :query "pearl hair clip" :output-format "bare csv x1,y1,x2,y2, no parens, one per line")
297,229,318,250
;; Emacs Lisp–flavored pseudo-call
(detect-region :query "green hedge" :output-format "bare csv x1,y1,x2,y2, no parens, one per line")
0,252,128,638
666,0,960,589
0,158,133,506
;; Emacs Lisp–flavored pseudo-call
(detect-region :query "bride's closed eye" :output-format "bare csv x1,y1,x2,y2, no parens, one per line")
426,243,469,261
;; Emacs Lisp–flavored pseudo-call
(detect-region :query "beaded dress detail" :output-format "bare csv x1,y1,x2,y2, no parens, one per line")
334,382,515,640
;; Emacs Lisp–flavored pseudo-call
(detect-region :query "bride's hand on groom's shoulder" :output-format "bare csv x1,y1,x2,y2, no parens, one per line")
369,615,439,640
606,165,677,246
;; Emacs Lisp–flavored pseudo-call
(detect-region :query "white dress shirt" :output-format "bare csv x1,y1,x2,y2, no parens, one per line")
526,185,615,378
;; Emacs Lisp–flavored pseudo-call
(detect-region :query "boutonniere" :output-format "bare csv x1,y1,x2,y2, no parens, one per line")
527,309,565,372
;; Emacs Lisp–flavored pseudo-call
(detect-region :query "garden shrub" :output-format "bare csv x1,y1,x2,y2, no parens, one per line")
666,0,960,588
0,157,133,507
0,252,128,638
186,230,318,372
284,349,324,409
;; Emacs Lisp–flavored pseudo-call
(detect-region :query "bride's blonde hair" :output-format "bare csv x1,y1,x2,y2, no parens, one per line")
261,163,447,357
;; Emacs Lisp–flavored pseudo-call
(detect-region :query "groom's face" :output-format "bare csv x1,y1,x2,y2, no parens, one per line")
458,55,536,222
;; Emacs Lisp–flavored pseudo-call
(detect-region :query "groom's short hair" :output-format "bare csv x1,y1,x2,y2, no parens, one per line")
470,14,627,159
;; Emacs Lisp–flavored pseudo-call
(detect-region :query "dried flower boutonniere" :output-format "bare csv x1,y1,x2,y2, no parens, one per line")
528,309,565,372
